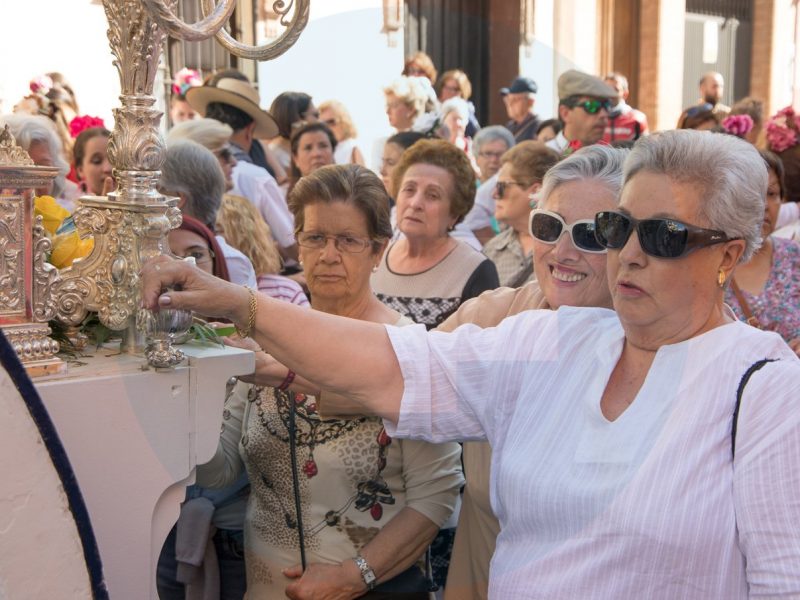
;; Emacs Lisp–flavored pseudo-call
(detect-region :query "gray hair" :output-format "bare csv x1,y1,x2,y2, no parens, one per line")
539,144,628,206
1,114,69,198
167,118,232,154
159,140,226,228
472,126,515,157
623,130,765,261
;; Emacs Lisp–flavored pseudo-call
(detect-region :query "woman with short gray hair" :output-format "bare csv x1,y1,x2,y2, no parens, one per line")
2,114,72,205
160,139,257,287
471,126,514,182
143,129,800,597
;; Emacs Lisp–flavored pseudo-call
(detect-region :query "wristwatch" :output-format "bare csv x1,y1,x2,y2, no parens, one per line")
353,554,377,591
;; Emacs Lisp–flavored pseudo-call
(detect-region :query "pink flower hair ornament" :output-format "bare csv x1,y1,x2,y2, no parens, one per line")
171,68,202,97
69,115,107,139
721,114,753,138
29,74,54,96
765,106,800,153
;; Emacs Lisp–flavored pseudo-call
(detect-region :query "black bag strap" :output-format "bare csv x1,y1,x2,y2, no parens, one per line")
732,358,778,459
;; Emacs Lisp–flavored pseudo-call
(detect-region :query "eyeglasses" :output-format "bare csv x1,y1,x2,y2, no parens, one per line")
594,211,733,258
495,180,527,198
479,150,505,160
529,209,606,253
567,99,612,114
297,232,372,253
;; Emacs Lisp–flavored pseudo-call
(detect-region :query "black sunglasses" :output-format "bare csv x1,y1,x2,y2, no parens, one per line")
529,209,606,253
566,98,612,114
594,211,733,258
685,103,714,118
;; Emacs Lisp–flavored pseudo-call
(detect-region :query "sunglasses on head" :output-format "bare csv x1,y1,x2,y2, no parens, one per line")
685,103,714,118
594,211,733,258
529,209,606,254
567,98,612,114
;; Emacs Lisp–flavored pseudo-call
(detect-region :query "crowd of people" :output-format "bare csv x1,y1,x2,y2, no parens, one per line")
4,54,800,599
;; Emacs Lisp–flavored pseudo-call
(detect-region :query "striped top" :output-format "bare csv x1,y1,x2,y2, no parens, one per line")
384,307,800,598
257,274,309,307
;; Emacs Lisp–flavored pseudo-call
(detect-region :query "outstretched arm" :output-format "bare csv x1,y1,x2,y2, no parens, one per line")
142,256,405,422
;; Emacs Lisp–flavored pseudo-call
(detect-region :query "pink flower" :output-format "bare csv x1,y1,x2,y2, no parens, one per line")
171,68,202,97
765,106,800,153
69,115,107,139
29,74,53,95
721,114,753,138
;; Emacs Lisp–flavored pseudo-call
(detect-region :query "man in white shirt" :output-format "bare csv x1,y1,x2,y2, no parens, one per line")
187,79,299,262
546,70,617,155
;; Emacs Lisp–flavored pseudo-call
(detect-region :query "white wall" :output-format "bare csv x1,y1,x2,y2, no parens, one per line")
257,0,404,170
0,1,119,126
519,0,557,120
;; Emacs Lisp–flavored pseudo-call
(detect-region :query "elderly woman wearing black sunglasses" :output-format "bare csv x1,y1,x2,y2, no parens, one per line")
143,130,800,598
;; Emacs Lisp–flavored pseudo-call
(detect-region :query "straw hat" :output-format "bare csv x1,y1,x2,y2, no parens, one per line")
186,78,278,138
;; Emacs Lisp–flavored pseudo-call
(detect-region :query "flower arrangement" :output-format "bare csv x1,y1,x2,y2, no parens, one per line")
721,114,753,138
171,68,202,97
765,106,799,153
33,196,94,269
69,115,106,139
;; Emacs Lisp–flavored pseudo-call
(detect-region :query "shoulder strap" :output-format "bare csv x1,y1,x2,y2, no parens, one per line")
730,278,762,329
732,358,778,459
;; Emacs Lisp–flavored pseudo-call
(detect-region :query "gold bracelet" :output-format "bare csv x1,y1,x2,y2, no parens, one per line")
235,287,258,338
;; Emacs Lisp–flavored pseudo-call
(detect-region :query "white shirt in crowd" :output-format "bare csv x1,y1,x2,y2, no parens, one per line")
230,161,296,250
215,235,257,288
461,173,497,234
384,306,800,599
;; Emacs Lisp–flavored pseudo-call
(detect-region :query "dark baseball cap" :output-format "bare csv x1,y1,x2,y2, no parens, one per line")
500,76,538,96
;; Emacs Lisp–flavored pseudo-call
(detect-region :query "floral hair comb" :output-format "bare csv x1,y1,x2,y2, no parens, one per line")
765,106,799,153
172,67,202,97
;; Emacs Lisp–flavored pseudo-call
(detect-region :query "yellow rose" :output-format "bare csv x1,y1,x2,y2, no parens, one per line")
34,195,70,236
50,232,94,269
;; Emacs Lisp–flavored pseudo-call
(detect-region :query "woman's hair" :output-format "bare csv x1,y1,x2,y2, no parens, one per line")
537,118,562,137
500,141,560,187
167,118,232,153
289,164,393,252
759,149,786,201
2,114,70,198
217,194,282,275
387,131,427,150
539,144,628,209
402,52,437,83
383,77,430,121
436,69,472,100
472,126,515,158
160,140,226,229
318,100,358,140
73,126,111,169
622,129,766,261
289,122,338,184
176,214,230,282
391,138,476,224
270,91,313,140
730,97,764,130
677,104,719,130
440,97,470,122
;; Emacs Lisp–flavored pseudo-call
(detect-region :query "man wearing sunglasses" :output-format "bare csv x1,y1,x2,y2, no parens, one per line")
545,69,617,155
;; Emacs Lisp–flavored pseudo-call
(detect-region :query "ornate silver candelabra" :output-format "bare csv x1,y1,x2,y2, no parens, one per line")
51,0,309,367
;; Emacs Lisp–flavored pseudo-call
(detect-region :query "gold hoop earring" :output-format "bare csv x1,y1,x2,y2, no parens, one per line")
717,268,726,287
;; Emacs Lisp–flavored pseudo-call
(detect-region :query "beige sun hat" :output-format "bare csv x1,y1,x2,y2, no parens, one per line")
186,78,278,138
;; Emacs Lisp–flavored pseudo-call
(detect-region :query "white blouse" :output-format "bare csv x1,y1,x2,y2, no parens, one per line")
385,306,800,599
